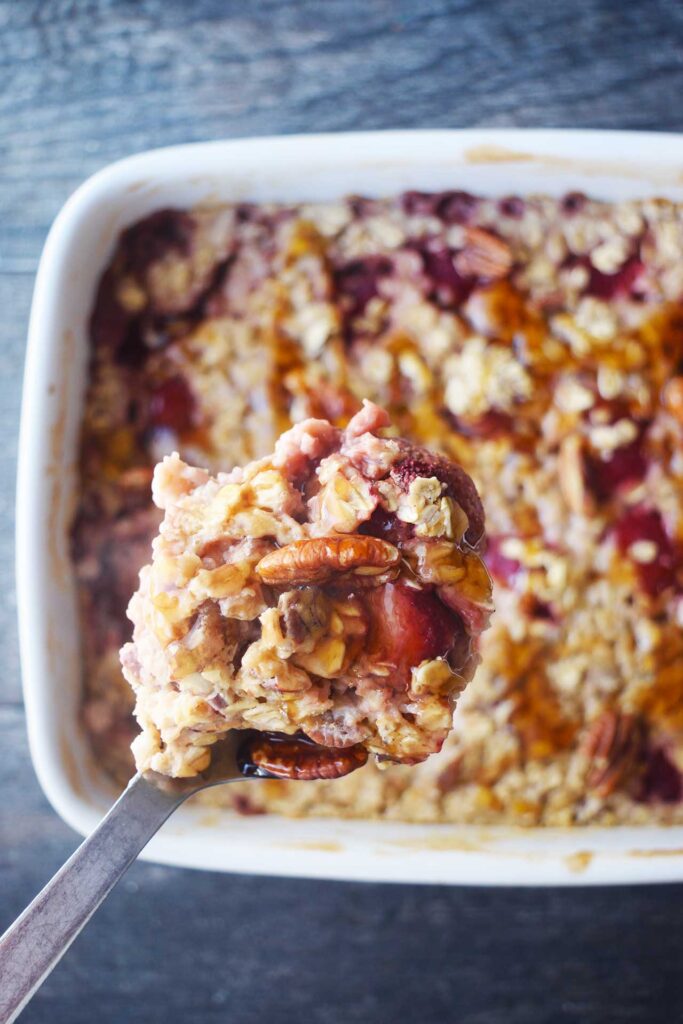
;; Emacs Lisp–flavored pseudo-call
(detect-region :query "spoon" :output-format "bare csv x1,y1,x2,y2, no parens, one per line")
0,731,357,1024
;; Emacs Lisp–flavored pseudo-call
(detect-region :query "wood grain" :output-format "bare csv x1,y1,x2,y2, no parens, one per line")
3,1,683,1020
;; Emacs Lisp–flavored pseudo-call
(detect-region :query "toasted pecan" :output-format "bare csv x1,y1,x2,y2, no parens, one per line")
256,535,400,586
583,710,645,798
454,226,513,280
237,731,368,780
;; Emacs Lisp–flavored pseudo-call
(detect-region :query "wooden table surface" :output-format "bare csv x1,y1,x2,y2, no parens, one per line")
3,1,683,1021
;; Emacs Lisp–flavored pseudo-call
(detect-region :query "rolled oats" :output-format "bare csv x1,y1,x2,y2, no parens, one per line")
74,188,683,824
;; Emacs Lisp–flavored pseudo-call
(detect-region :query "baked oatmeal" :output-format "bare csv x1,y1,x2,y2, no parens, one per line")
73,189,683,825
120,402,491,778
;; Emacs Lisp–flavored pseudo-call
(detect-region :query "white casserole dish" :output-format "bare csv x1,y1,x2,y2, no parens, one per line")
17,128,683,885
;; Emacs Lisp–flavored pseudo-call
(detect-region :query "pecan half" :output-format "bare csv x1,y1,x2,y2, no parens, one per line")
436,755,463,793
454,226,513,280
304,714,372,749
583,710,645,797
237,731,368,780
256,535,400,586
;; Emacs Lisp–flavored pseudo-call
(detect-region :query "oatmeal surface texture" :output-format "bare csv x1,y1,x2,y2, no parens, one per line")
73,188,683,825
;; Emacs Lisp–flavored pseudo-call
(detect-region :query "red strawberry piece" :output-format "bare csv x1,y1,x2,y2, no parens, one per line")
498,196,525,218
561,192,588,215
148,376,196,434
402,190,479,224
390,441,485,548
485,535,522,587
334,257,392,321
121,209,194,276
360,507,415,547
640,747,682,803
586,255,644,300
365,582,464,689
90,268,132,354
614,507,679,597
586,436,648,501
417,245,472,306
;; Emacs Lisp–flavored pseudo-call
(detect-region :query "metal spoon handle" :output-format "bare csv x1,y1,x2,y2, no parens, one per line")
0,774,183,1024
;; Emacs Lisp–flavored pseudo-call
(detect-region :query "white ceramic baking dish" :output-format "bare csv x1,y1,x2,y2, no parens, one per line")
17,129,683,885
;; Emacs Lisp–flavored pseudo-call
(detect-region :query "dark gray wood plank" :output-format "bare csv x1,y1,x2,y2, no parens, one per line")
0,271,32,703
3,1,683,1021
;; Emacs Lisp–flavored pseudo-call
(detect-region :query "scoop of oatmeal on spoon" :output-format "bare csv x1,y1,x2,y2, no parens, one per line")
120,401,493,780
